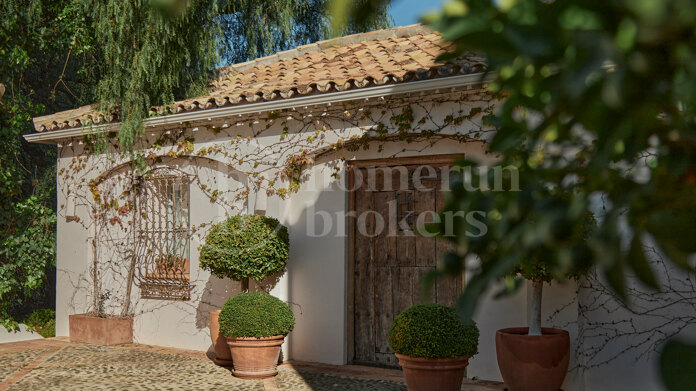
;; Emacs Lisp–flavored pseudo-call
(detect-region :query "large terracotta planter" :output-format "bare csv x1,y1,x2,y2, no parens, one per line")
209,310,233,366
496,327,570,391
69,314,133,345
226,335,285,379
395,353,471,391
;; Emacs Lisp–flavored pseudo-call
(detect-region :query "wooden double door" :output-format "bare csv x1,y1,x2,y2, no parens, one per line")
349,158,463,367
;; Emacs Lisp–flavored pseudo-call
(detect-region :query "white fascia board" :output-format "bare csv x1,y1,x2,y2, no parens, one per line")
24,72,495,144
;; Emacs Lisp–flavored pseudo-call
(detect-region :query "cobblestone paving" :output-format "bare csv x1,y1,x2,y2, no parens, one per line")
0,349,49,367
43,343,198,366
0,349,51,383
277,368,407,391
0,342,501,391
2,344,262,391
0,343,410,391
11,362,264,391
0,367,21,384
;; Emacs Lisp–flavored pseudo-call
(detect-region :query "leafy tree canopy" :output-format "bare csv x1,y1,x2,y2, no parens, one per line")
86,0,392,151
0,0,89,331
0,0,390,330
423,0,696,387
425,0,696,324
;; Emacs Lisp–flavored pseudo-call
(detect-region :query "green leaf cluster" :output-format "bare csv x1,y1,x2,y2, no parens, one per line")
218,291,295,338
24,309,56,338
660,339,696,391
199,215,289,282
0,0,86,329
388,303,479,359
421,0,696,320
82,0,221,151
512,209,596,283
419,0,696,386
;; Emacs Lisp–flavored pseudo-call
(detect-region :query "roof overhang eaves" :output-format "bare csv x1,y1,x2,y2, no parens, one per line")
24,72,495,145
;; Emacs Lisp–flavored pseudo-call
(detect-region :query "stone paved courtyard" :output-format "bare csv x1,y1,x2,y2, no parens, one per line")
0,338,503,391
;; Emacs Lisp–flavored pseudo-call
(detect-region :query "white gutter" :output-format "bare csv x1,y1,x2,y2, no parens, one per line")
24,72,495,144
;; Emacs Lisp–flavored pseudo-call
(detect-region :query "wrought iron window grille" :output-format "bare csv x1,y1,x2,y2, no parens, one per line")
134,168,193,300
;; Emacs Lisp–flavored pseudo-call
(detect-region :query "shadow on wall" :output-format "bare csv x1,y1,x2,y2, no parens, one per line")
256,270,286,293
195,275,239,359
195,276,238,330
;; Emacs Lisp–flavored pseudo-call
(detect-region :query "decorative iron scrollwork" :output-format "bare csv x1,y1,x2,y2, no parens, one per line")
134,167,193,300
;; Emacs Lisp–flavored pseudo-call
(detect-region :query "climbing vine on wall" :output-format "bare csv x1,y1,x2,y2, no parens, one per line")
57,88,496,317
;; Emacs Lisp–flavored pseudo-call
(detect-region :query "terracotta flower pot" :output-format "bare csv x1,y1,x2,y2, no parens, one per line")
209,310,233,366
495,327,570,391
69,314,133,345
226,335,285,379
395,353,471,391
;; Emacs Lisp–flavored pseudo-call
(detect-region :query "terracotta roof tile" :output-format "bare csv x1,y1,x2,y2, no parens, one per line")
33,24,486,132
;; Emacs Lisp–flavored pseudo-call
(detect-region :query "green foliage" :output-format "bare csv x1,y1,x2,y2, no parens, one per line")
24,309,56,338
0,197,56,330
199,215,289,282
0,0,388,330
513,211,596,283
82,0,221,151
388,303,479,359
418,0,696,321
0,0,87,330
420,0,696,385
328,0,392,37
81,0,392,152
660,339,696,391
218,291,295,338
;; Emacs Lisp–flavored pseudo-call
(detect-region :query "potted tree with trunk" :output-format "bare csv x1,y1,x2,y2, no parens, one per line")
389,303,479,391
219,291,294,378
495,215,594,391
199,214,289,367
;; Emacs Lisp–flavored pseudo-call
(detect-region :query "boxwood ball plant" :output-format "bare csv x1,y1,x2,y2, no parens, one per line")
199,215,289,285
389,303,479,359
219,291,295,338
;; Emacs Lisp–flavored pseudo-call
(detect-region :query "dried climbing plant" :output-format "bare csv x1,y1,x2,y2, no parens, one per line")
59,89,496,317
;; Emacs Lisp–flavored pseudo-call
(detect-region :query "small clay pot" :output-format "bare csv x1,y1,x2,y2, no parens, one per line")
226,335,285,379
496,327,570,391
395,353,471,391
209,310,233,366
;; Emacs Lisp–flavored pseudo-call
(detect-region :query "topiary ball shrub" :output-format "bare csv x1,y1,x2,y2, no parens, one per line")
389,303,479,359
219,291,295,338
200,214,289,282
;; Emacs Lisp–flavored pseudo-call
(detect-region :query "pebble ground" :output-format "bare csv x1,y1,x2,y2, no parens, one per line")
0,339,503,391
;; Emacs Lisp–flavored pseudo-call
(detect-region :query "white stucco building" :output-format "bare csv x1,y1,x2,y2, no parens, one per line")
25,24,694,391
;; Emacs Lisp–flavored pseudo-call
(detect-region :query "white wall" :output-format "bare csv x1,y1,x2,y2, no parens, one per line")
0,324,43,343
54,151,246,353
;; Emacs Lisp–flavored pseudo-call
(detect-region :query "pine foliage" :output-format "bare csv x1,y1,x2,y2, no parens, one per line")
83,0,392,151
82,0,221,150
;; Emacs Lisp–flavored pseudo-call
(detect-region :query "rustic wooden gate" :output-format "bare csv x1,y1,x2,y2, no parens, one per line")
348,156,464,367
